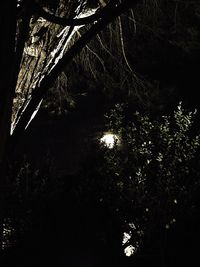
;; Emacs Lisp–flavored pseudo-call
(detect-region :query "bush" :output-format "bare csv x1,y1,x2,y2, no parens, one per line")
81,102,200,257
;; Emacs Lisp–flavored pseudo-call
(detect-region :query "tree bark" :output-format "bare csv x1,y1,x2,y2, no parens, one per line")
0,0,17,251
11,0,139,146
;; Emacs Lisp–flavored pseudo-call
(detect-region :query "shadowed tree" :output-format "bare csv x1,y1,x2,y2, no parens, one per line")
0,0,141,250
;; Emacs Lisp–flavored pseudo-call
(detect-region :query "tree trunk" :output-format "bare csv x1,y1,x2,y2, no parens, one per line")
11,0,138,144
0,0,17,251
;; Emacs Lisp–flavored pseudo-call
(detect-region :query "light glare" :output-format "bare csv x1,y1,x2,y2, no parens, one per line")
100,133,119,148
124,245,136,257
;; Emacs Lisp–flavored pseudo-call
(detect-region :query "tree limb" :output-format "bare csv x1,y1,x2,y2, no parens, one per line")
10,0,139,147
34,1,115,26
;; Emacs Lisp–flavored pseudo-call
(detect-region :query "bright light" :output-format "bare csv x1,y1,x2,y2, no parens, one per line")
100,133,119,148
124,245,136,257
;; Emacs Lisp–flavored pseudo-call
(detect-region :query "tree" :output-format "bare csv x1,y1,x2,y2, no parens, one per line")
1,0,200,257
0,0,139,161
0,0,140,251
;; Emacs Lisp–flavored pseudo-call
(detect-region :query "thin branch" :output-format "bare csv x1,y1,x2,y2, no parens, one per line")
130,9,137,34
118,16,133,73
118,15,147,102
96,33,136,75
77,31,106,72
174,2,179,33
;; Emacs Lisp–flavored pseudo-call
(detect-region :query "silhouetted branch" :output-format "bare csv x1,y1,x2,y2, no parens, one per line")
34,1,115,26
11,0,139,146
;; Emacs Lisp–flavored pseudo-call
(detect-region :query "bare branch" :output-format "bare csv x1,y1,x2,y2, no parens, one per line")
34,1,116,26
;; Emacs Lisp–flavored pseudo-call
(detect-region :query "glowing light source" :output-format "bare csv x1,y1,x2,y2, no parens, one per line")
124,245,136,257
100,133,119,148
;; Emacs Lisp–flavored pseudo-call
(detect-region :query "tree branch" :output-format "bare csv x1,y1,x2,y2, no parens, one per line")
34,1,115,26
10,0,139,147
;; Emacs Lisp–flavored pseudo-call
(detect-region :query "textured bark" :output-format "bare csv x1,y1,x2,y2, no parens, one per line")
11,0,138,145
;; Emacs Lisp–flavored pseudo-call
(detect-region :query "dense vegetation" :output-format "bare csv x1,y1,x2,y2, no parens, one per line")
1,0,200,266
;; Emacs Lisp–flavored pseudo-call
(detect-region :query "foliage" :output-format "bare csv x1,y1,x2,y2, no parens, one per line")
2,0,200,261
81,102,200,256
2,155,61,250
